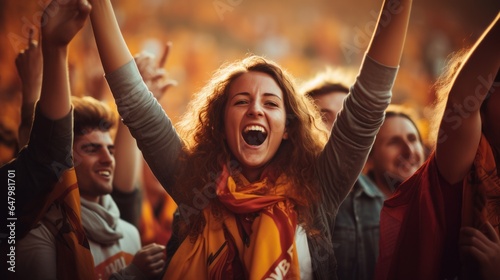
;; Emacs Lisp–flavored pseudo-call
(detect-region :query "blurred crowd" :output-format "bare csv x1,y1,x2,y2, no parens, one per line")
0,0,499,279
0,0,499,151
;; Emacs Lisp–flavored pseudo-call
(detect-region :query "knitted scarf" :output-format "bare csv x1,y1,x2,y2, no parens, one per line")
164,165,301,279
80,195,124,246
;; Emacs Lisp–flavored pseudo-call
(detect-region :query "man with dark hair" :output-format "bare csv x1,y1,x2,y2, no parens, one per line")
17,95,166,280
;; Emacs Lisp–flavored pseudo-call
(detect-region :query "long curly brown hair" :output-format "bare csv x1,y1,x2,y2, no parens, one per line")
173,55,328,237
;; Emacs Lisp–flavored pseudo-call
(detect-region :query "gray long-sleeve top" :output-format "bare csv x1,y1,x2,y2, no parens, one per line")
106,55,397,279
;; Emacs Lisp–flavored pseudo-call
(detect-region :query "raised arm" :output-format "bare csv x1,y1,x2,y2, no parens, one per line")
89,0,133,73
39,0,91,119
15,0,92,209
318,0,412,204
436,13,500,184
13,1,92,278
112,46,178,227
88,1,183,198
113,45,176,191
366,0,412,67
87,0,150,168
113,121,140,194
16,29,42,148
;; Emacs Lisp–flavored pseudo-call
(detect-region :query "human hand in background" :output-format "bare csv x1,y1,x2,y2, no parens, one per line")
16,28,42,104
131,243,166,278
460,222,500,280
134,42,177,100
42,0,92,48
16,29,43,147
38,0,91,120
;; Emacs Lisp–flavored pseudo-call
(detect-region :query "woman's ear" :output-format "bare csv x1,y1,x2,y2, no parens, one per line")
283,129,288,140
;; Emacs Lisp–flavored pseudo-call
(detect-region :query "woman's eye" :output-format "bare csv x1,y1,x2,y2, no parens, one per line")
235,100,248,105
265,102,278,107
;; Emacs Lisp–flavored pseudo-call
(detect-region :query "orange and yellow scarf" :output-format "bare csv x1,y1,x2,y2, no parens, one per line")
164,165,301,279
20,168,95,280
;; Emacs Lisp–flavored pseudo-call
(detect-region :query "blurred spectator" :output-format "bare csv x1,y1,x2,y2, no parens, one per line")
303,67,384,280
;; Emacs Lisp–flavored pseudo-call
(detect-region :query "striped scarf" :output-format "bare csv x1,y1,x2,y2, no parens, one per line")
164,165,301,279
22,168,95,279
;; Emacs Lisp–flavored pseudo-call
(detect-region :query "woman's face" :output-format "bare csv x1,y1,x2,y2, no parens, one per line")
224,71,288,181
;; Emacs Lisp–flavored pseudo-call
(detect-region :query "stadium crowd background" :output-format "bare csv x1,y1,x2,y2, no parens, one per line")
0,0,499,149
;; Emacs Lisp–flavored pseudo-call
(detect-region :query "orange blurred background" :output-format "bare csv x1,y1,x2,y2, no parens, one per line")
0,0,499,148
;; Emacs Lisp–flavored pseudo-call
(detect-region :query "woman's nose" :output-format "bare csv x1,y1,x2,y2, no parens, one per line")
247,102,264,117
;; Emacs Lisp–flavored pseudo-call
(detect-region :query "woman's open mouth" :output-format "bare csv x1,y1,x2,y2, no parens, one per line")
242,125,268,146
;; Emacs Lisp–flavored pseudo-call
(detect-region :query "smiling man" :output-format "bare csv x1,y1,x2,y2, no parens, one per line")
70,96,142,279
364,106,426,196
66,97,165,279
73,102,115,201
17,96,165,280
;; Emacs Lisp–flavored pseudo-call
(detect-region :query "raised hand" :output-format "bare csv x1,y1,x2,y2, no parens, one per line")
460,222,500,280
134,42,177,100
16,29,42,102
39,0,91,120
16,28,43,147
41,0,92,47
